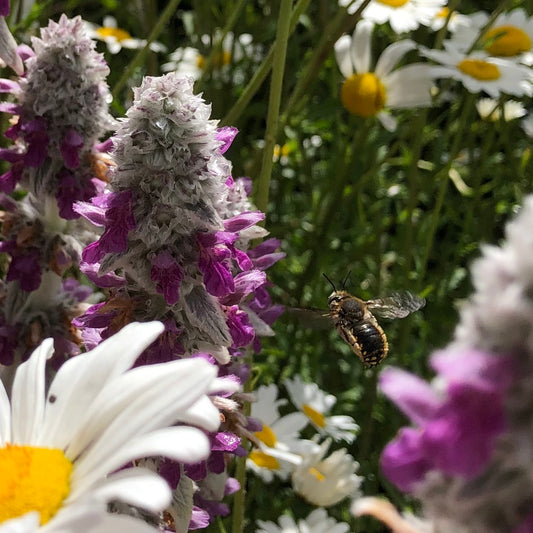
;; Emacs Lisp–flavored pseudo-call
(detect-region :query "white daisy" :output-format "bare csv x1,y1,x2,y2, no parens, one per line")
422,42,533,98
291,439,362,507
162,31,257,81
476,98,526,121
334,21,434,131
430,7,469,32
256,508,349,533
247,384,310,482
84,16,166,54
284,375,358,443
0,322,237,531
448,9,533,65
339,0,447,34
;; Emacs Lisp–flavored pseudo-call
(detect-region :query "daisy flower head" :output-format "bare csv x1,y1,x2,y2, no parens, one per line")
284,375,359,443
85,16,166,54
475,98,526,122
247,384,309,482
0,321,237,531
430,7,469,33
339,0,447,34
423,42,533,98
291,439,362,507
448,9,533,65
256,508,349,533
334,21,434,131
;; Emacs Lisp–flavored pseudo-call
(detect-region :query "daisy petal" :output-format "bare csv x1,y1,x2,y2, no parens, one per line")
0,511,40,533
334,35,354,78
352,20,373,73
11,338,52,444
375,40,416,78
71,426,210,496
89,468,171,513
38,322,164,448
0,379,11,445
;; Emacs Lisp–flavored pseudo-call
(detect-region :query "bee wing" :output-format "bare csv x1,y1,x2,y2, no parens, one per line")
366,291,426,319
286,307,332,330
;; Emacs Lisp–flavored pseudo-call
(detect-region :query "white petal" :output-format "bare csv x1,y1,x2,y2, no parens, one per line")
385,64,433,108
351,20,373,73
334,35,354,78
375,40,416,78
0,17,23,75
11,338,52,444
377,112,397,132
179,395,222,432
40,501,105,533
0,512,39,533
87,468,171,513
0,379,11,445
71,426,210,496
38,322,164,448
87,514,162,533
65,358,216,460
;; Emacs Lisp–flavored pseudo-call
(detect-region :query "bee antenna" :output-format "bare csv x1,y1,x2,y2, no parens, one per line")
341,270,352,289
322,273,337,292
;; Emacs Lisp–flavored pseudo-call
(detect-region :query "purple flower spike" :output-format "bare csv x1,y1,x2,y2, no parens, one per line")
150,250,184,305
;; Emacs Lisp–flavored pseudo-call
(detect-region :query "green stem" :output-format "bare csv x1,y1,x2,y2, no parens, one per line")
280,0,372,123
254,0,293,214
220,0,310,127
111,0,182,102
197,0,248,84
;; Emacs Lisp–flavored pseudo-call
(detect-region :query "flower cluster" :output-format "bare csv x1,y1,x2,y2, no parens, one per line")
355,196,533,532
247,377,361,508
72,72,283,527
0,15,114,364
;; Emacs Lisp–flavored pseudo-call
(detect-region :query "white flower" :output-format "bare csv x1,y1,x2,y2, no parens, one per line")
292,439,362,507
247,384,310,482
256,508,350,533
0,322,237,531
476,98,526,121
521,114,533,137
285,375,358,443
334,21,434,131
339,0,447,34
162,31,257,81
423,42,533,98
430,7,469,32
447,9,533,65
84,16,166,54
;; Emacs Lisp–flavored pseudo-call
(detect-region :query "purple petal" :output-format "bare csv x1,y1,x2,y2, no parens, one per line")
60,128,84,169
0,1,9,17
16,44,33,61
216,126,238,154
98,190,136,253
197,230,238,247
379,367,442,426
80,261,125,288
252,251,285,270
0,78,18,92
381,427,431,493
6,248,41,291
247,238,282,258
150,250,184,305
223,210,265,232
226,306,255,348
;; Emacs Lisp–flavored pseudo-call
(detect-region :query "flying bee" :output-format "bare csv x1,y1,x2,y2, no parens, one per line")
323,273,425,367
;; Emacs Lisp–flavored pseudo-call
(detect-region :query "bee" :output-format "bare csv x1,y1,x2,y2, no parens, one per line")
323,273,425,367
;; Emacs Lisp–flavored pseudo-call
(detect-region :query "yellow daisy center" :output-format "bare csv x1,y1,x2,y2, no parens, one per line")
302,404,326,428
308,467,325,481
196,51,232,70
0,444,73,525
96,26,132,42
340,73,387,117
457,59,500,80
254,424,277,447
377,0,409,7
249,450,280,470
484,25,531,57
436,7,449,18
